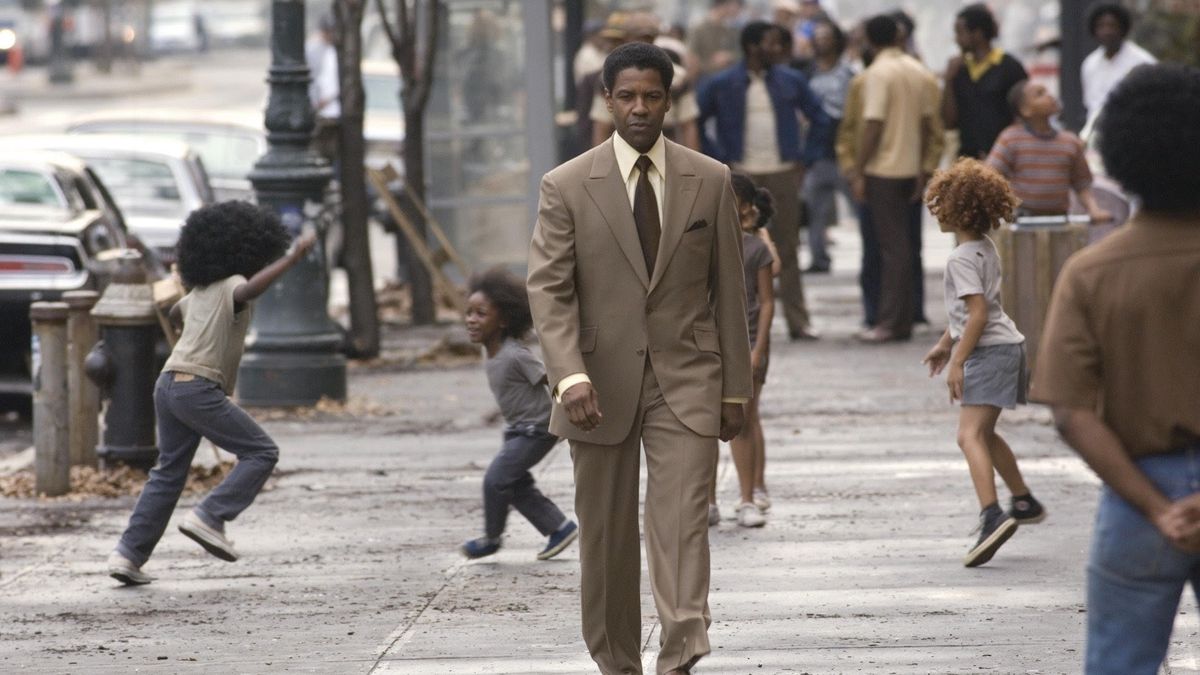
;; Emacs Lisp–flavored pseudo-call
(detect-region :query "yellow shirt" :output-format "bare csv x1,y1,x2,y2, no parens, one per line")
860,48,939,178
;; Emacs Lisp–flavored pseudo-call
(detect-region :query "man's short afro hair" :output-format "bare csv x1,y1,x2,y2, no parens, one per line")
1088,3,1132,37
1098,63,1200,212
957,4,998,41
602,42,674,94
176,201,291,288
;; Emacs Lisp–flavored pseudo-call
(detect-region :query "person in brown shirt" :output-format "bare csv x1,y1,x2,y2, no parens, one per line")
1029,63,1200,675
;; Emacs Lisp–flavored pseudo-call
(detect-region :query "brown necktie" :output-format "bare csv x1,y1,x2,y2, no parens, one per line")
633,155,661,277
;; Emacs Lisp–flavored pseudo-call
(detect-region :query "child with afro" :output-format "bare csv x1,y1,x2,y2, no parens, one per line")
459,267,577,560
107,201,316,585
921,158,1046,568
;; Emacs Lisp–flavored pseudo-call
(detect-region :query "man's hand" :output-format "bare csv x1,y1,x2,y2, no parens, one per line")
945,55,963,82
561,382,602,432
719,402,745,442
1153,493,1200,553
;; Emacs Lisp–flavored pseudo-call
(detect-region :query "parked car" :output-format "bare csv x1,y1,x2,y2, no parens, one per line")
0,152,132,396
68,111,266,202
0,134,214,264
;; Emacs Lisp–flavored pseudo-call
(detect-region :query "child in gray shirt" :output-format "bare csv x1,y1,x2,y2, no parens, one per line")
460,268,577,561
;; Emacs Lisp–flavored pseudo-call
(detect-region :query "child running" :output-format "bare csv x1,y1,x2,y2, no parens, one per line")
460,267,577,560
710,173,779,528
921,158,1047,567
107,201,314,585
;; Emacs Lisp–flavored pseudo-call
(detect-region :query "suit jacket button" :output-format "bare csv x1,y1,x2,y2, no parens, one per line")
636,348,645,356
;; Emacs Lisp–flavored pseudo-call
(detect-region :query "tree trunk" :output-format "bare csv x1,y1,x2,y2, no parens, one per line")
335,0,381,357
95,0,113,74
403,106,435,325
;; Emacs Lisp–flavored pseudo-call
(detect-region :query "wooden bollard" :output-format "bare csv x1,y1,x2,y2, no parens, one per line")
30,301,70,497
64,290,100,467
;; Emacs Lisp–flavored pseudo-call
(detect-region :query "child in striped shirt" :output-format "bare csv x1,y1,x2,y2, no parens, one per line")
986,79,1111,221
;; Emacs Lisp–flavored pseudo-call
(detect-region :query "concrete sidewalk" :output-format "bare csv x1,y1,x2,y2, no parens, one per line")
1,222,1198,674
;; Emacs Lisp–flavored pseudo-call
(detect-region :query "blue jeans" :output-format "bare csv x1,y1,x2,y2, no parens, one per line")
116,373,279,567
1086,444,1200,674
483,426,567,541
801,159,851,270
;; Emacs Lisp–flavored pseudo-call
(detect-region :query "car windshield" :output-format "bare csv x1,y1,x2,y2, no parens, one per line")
75,124,259,183
84,157,186,218
0,169,64,208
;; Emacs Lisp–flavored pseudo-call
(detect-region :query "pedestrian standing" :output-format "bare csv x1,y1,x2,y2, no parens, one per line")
942,4,1028,160
851,15,935,343
305,14,341,164
800,20,853,274
986,80,1111,221
698,20,834,341
106,202,315,585
1081,3,1156,124
921,158,1046,568
688,0,744,81
527,41,752,675
1030,63,1200,675
458,268,578,561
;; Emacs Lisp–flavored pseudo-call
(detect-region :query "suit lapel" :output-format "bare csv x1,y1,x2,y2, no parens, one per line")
583,139,650,289
649,140,701,293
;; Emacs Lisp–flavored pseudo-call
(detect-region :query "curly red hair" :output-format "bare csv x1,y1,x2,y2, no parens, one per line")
924,158,1019,235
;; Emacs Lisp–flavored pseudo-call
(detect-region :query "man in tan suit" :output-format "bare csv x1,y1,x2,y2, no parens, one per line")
528,42,753,675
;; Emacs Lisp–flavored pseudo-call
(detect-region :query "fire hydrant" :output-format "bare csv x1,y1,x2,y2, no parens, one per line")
85,251,159,469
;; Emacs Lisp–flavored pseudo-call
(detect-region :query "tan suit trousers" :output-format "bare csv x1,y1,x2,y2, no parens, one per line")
571,363,717,675
750,167,811,334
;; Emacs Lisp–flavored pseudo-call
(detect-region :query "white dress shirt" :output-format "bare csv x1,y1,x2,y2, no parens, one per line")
1081,40,1156,121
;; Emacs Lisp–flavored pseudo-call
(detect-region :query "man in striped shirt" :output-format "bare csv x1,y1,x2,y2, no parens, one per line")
986,80,1110,221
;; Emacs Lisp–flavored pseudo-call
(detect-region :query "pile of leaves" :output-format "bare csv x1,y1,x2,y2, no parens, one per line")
0,462,234,501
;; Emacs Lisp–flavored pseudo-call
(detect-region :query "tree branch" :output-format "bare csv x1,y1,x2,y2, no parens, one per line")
412,0,440,112
372,0,398,53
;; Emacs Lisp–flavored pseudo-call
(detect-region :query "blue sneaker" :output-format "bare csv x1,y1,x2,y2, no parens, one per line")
537,520,578,560
460,537,501,559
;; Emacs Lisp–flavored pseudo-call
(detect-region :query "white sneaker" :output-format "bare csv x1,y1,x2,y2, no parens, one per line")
179,511,238,562
753,488,771,513
707,503,721,527
107,551,153,585
736,502,766,528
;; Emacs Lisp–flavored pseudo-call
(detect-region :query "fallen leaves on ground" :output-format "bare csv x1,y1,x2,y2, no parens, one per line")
0,462,236,501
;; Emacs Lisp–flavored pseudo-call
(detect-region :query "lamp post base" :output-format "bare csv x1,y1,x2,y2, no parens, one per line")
236,349,347,408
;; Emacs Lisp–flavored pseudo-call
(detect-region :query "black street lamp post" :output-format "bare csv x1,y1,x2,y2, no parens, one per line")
237,0,347,407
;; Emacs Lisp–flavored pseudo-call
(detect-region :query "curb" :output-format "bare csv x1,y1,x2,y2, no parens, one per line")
0,67,194,104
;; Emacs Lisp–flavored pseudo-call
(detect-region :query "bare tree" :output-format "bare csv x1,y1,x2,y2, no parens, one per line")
373,0,440,325
332,0,381,357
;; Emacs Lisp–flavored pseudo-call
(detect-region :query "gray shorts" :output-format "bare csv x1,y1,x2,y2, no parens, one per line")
961,342,1028,409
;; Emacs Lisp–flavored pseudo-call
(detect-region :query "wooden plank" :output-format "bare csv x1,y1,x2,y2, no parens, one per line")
366,168,465,314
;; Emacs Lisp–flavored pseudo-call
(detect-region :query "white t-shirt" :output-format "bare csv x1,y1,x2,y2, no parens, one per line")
306,38,341,119
944,237,1024,346
1081,41,1156,120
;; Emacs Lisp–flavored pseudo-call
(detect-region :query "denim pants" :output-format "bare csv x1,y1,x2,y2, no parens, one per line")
1086,444,1200,674
801,159,851,270
116,372,279,567
483,426,566,541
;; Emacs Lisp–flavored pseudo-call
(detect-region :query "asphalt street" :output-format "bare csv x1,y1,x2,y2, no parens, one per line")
1,47,1198,675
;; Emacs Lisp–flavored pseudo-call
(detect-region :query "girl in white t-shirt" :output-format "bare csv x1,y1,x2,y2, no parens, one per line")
921,159,1047,568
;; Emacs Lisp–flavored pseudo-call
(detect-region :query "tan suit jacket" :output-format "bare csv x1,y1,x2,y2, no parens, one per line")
528,137,753,446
